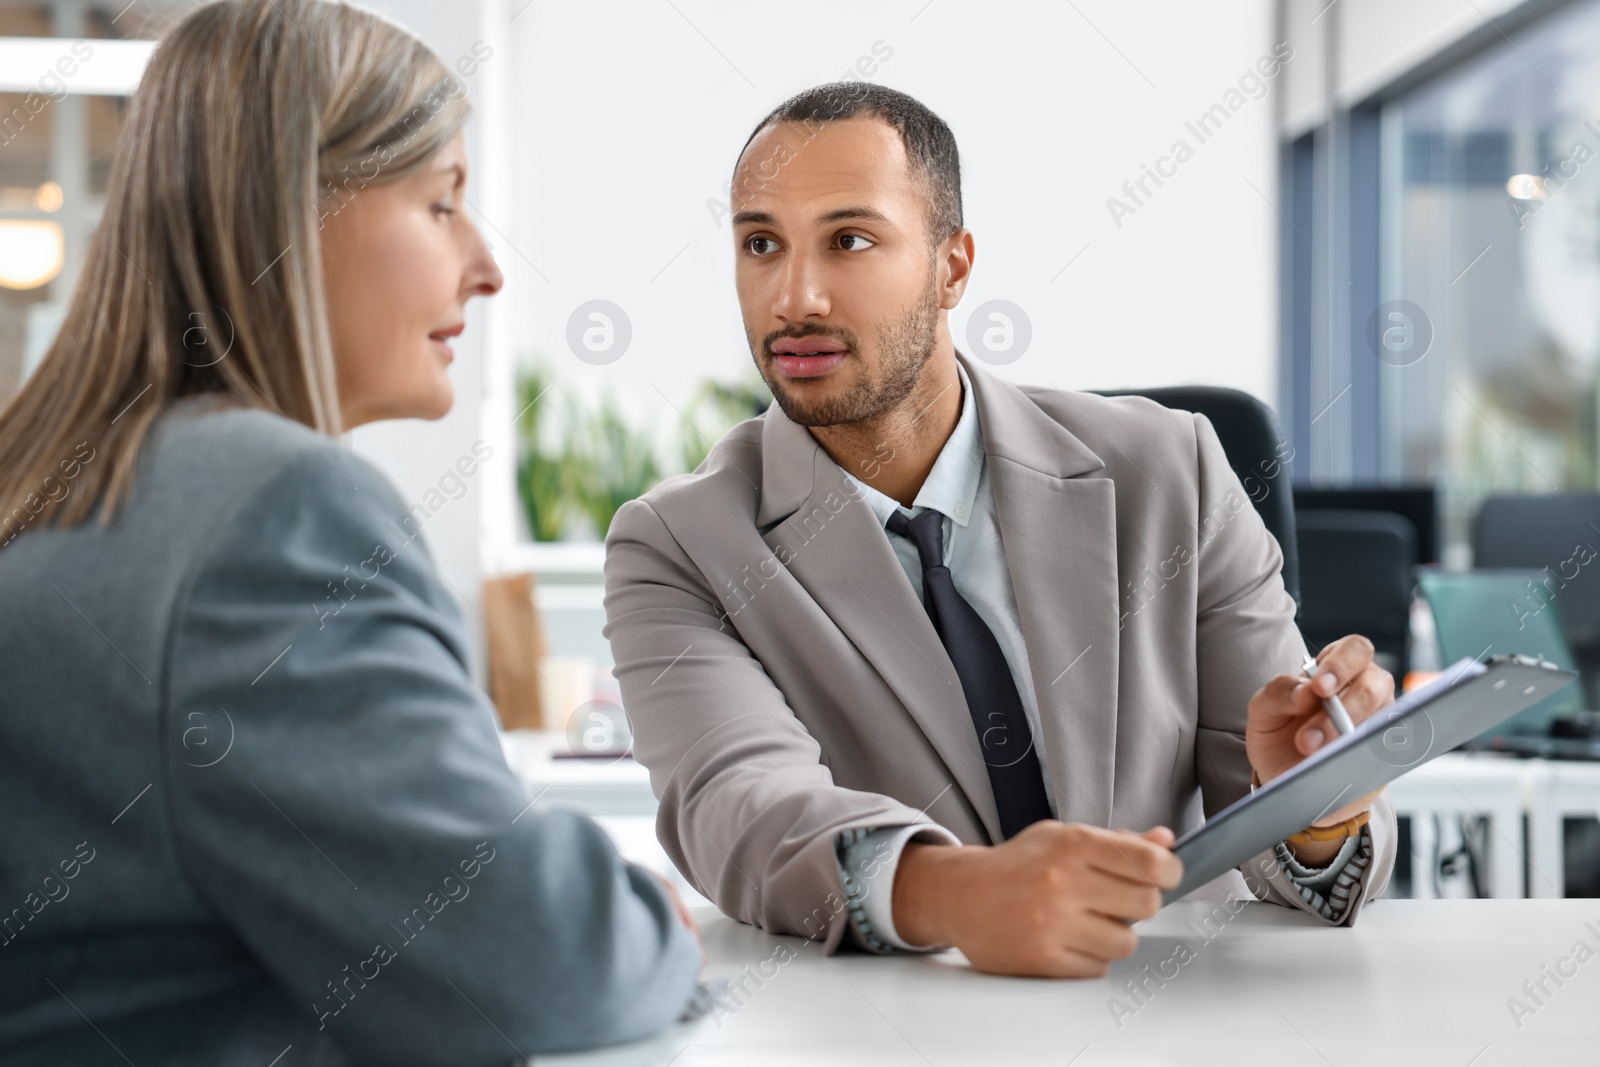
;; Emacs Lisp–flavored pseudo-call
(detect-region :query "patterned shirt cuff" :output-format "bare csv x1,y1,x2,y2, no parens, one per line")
1273,824,1374,922
835,824,960,954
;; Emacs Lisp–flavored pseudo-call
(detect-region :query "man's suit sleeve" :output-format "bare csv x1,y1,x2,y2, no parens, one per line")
1187,413,1397,923
604,496,950,954
164,446,701,1065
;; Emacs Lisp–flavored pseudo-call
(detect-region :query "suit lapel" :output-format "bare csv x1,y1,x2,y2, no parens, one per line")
966,359,1122,829
756,405,1004,841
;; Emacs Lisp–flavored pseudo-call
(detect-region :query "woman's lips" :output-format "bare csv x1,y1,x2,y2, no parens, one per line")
431,337,455,363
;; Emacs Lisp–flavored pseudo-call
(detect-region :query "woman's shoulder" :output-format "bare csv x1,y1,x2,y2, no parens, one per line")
151,399,380,484
151,398,341,473
138,400,409,547
130,401,455,621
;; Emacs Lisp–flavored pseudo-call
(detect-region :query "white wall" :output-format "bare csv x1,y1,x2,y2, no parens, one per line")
345,0,1291,667
348,0,516,677
1280,0,1530,134
505,1,1283,416
33,1,1515,667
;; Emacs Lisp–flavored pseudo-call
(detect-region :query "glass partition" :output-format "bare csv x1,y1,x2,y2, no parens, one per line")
1380,0,1600,561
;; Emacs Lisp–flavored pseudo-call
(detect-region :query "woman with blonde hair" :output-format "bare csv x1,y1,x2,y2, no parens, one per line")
0,2,700,1063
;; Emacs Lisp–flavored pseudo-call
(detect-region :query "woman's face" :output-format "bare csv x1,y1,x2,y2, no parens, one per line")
321,130,503,428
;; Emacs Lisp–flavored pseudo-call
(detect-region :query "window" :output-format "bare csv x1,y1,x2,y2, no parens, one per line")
0,3,163,407
1378,0,1600,558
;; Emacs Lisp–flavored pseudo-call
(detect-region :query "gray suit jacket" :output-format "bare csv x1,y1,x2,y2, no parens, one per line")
604,357,1396,952
0,400,699,1066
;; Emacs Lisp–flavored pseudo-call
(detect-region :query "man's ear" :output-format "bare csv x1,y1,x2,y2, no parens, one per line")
938,229,976,310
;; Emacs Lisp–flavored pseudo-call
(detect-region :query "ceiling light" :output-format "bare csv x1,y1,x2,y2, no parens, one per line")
33,181,63,212
1506,174,1550,200
0,220,65,290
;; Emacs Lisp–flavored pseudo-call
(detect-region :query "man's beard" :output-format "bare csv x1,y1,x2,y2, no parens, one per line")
753,281,941,429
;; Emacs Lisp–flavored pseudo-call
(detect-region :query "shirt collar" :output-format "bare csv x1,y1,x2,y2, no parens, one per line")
844,361,984,529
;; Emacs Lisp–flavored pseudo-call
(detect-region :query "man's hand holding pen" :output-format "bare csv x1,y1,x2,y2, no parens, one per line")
1245,634,1396,865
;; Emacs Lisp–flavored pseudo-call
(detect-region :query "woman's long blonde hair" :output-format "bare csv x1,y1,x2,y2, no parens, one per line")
0,0,470,545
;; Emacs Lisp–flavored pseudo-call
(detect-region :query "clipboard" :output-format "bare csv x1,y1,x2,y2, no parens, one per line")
1163,654,1580,903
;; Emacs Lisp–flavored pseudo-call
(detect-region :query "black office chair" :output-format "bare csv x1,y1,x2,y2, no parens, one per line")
1093,386,1299,606
1295,486,1439,565
1473,494,1600,634
1295,510,1415,677
1475,492,1600,709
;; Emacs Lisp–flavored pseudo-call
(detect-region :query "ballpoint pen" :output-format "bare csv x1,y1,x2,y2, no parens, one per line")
1303,655,1357,736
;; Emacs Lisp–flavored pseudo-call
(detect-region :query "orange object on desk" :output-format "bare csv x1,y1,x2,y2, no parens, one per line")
1402,670,1440,694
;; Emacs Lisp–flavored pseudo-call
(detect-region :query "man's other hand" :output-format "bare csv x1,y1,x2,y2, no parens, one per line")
891,822,1181,977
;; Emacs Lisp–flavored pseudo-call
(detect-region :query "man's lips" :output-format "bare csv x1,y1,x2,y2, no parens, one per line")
770,336,846,356
769,336,848,379
772,352,844,378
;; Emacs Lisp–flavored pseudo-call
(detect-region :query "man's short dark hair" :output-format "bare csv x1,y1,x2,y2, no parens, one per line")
736,82,963,244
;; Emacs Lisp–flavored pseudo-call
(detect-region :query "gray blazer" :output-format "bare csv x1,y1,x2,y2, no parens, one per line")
604,356,1396,952
0,399,699,1066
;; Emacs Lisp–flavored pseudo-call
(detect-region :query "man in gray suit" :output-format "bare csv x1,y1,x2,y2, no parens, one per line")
604,84,1396,977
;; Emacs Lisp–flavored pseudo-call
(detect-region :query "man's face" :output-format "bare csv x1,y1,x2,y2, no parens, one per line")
732,117,950,428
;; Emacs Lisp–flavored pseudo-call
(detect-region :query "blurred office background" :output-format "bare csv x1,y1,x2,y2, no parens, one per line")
4,0,1599,899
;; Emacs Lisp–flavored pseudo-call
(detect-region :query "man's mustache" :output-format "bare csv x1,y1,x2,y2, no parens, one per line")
761,326,859,356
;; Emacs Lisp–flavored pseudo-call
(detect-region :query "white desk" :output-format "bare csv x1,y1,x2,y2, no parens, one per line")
531,900,1600,1066
499,729,657,818
1525,761,1600,898
1381,753,1527,898
498,729,709,905
1384,752,1600,898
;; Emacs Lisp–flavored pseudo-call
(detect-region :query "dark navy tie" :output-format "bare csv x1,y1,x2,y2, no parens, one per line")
886,508,1053,840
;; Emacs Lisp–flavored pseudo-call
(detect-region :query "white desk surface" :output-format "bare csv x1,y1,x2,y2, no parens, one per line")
533,900,1600,1067
499,730,656,818
499,730,650,784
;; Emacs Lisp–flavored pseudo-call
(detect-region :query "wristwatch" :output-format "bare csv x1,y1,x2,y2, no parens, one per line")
1287,810,1370,848
1250,768,1370,846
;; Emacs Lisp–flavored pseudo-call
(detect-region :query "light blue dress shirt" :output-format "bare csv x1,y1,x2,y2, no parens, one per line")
843,363,1057,813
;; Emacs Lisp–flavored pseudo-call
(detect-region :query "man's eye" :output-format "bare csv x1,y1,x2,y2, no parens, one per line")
837,233,875,251
745,236,779,256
